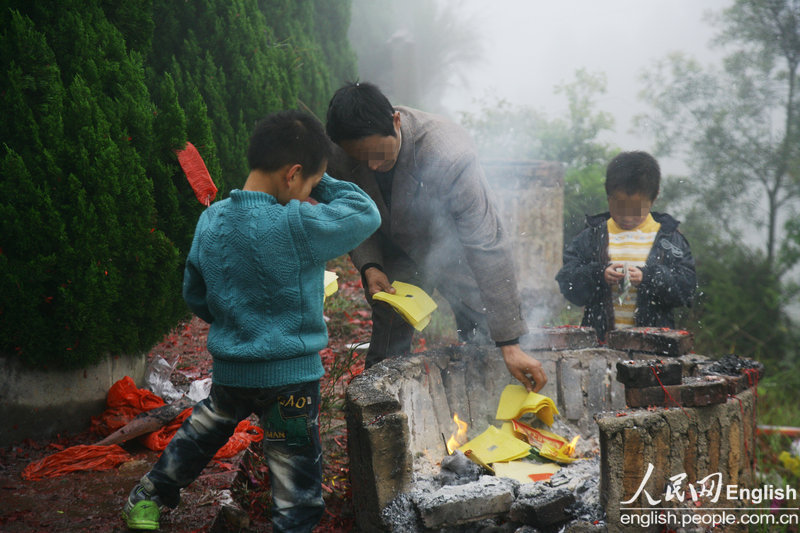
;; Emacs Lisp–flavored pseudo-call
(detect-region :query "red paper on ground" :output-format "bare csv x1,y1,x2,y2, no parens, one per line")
21,445,132,481
25,377,263,480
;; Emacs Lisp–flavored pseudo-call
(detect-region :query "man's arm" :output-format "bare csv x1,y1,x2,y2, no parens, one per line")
432,143,545,390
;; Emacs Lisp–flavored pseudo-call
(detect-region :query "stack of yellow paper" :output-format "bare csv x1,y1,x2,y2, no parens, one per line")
459,425,531,467
492,461,561,484
323,271,338,301
372,281,437,331
495,384,560,426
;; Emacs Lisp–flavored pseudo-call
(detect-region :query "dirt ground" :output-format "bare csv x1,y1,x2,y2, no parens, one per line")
0,317,237,532
0,260,375,532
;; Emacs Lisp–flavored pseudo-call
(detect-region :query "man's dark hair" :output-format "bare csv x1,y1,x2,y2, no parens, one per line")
605,151,661,201
326,81,396,143
247,110,330,176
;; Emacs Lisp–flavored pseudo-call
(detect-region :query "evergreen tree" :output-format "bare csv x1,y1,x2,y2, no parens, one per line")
0,3,182,368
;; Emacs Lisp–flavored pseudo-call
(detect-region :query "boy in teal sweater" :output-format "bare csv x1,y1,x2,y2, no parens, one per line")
122,110,380,532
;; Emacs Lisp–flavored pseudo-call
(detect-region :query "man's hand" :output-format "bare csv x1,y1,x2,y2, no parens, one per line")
363,266,395,299
500,344,547,392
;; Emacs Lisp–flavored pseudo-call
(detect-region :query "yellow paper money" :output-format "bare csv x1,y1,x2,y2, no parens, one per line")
323,270,338,300
495,384,560,426
459,425,531,466
372,281,437,331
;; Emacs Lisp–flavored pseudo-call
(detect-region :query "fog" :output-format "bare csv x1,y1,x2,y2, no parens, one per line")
441,0,729,174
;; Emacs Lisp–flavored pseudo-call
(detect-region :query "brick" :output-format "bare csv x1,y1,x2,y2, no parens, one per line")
708,421,721,475
624,376,727,408
606,327,694,356
559,357,586,421
616,359,683,388
684,427,697,484
622,429,644,505
524,326,598,351
509,487,575,527
729,421,741,486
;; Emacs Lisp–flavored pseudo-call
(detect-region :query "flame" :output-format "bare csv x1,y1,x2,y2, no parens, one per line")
564,435,580,457
446,413,468,454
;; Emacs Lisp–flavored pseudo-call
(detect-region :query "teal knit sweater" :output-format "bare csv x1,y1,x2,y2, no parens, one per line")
183,174,380,388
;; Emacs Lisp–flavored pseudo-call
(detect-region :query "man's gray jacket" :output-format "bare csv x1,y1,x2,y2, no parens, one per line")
328,106,528,343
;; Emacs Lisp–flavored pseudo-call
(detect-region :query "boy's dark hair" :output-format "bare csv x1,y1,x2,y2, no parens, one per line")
605,151,661,201
326,81,396,143
247,110,330,176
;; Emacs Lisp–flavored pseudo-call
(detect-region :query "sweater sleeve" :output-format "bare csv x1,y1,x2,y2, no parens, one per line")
182,215,214,323
297,174,381,263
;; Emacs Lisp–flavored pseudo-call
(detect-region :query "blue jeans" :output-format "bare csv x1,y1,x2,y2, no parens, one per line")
145,380,324,533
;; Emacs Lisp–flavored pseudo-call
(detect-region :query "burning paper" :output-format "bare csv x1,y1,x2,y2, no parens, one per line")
538,436,581,464
509,420,582,464
495,384,560,426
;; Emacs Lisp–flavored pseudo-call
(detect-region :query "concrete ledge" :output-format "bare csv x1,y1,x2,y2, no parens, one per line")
0,352,147,446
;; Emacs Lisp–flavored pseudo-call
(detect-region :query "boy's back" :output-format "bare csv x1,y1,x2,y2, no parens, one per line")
184,175,380,388
123,110,379,533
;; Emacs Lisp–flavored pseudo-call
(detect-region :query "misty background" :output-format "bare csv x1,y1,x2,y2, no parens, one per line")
348,0,800,362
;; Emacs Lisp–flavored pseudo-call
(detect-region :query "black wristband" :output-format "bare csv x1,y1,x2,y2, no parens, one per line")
360,263,384,277
495,338,519,348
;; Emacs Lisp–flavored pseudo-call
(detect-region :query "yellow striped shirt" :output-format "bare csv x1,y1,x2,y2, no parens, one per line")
607,214,661,328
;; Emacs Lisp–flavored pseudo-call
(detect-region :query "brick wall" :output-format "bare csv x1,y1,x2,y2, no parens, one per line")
597,389,756,532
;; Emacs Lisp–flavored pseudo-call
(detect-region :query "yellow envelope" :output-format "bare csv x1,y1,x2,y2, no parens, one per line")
323,271,338,300
495,384,560,426
459,425,532,466
492,461,561,484
371,281,437,331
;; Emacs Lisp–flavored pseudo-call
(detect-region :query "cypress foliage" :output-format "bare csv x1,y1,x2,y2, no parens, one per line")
0,3,182,368
0,0,357,369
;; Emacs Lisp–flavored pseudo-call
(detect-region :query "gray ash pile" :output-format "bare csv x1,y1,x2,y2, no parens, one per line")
705,353,763,375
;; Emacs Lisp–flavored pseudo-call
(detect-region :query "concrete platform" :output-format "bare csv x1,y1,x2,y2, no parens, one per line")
0,352,147,447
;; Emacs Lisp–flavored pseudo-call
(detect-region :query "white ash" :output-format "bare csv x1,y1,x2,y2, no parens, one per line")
436,450,485,485
549,456,604,524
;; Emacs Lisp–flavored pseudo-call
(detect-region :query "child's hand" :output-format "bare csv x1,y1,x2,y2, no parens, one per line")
628,266,643,286
604,263,625,285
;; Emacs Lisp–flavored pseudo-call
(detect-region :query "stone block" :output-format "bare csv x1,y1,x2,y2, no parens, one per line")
616,359,683,388
587,357,610,412
624,376,728,408
606,327,694,356
523,327,598,351
416,476,516,529
558,357,586,421
509,484,575,527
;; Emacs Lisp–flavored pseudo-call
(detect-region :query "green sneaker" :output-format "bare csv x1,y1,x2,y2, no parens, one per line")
122,499,160,530
123,478,162,530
